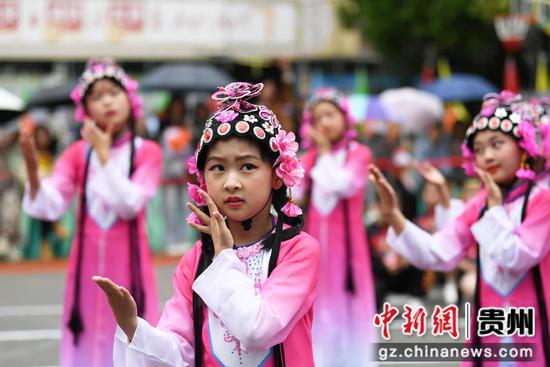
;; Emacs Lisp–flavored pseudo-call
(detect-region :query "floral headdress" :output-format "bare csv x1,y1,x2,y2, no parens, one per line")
70,57,143,123
462,90,547,180
186,82,304,223
300,87,357,150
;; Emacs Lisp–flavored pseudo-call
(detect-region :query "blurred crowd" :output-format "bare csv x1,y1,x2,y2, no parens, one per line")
0,70,484,313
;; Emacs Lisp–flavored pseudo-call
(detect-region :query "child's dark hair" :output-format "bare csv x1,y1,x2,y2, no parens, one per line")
192,136,302,366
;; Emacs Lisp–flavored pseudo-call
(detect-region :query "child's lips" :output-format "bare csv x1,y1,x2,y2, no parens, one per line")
486,166,498,174
224,196,244,208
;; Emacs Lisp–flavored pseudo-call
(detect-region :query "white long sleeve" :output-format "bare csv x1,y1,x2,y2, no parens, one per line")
308,143,371,215
386,219,468,272
434,198,465,231
113,318,192,367
22,181,72,221
192,239,319,353
87,140,162,220
471,201,550,274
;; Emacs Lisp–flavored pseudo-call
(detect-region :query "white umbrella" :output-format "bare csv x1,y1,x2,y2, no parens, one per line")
379,87,444,134
0,88,24,124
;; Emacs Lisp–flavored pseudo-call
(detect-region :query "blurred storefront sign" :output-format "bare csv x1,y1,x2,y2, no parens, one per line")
0,0,370,60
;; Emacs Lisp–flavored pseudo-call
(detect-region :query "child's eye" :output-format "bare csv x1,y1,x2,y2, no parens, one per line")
492,140,503,149
89,93,102,101
208,164,224,172
241,163,257,171
473,146,483,155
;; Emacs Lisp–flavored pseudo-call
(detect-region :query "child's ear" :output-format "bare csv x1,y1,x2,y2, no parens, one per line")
272,175,283,190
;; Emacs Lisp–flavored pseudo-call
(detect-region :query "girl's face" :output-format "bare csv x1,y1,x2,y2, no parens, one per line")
84,79,131,135
472,130,523,185
312,101,347,144
203,137,282,222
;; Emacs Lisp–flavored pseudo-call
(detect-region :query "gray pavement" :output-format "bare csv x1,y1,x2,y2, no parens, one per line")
0,264,177,367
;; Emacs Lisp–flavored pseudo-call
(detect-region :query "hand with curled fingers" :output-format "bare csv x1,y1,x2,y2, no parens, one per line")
92,276,138,342
187,189,234,256
474,167,502,208
307,127,331,154
81,117,112,165
368,164,406,235
413,160,451,208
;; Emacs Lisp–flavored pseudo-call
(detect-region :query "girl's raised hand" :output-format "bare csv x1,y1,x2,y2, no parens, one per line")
413,160,450,208
81,117,112,165
19,129,40,199
19,131,38,172
368,164,406,234
307,128,331,154
474,167,502,208
92,276,138,342
187,189,233,256
413,160,446,186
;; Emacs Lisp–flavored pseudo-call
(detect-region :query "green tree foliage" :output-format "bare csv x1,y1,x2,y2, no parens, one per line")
339,0,509,74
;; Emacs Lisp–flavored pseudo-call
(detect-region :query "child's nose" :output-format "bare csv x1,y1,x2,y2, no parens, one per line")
483,149,495,163
223,172,241,191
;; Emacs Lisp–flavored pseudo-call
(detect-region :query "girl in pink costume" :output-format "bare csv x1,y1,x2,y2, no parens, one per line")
296,88,376,366
369,91,550,366
94,82,320,367
20,58,161,367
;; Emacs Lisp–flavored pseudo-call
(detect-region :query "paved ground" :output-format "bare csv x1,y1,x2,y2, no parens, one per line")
0,259,462,367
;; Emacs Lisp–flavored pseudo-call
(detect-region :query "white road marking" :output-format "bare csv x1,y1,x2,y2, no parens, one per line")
0,329,60,342
0,305,61,317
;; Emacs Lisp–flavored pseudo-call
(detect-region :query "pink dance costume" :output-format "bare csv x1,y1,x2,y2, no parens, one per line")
114,82,319,367
114,233,320,366
388,92,550,366
299,88,376,366
22,135,162,367
23,59,161,367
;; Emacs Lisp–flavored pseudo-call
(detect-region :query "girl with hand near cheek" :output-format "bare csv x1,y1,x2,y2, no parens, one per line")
295,88,376,367
21,58,162,367
94,82,320,367
369,91,550,367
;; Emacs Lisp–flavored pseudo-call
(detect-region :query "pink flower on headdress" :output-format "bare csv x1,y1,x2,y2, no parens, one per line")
197,173,205,187
480,90,521,117
460,143,477,176
462,161,477,177
186,212,203,225
480,102,497,118
461,143,474,159
281,200,303,217
187,183,206,206
272,130,298,160
187,155,198,175
212,82,263,102
125,79,139,93
215,110,239,123
276,158,304,187
518,120,539,157
516,168,536,180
